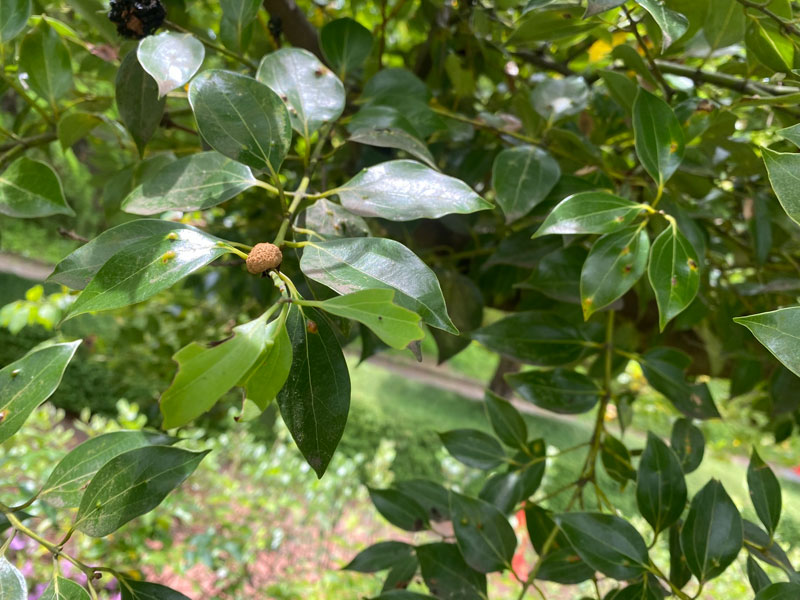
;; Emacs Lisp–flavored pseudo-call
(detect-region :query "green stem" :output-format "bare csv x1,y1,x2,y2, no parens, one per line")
0,73,55,125
273,176,310,246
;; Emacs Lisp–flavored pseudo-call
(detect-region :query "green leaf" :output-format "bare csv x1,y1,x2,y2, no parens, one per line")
137,32,204,98
300,237,457,334
430,269,483,363
680,479,743,582
0,341,80,444
639,348,720,419
368,487,429,531
581,226,650,319
744,520,796,576
704,0,746,50
748,555,773,594
648,224,701,330
762,148,800,228
371,591,433,600
485,391,527,449
188,69,292,173
335,160,490,221
0,557,26,600
635,0,689,50
320,18,373,78
74,446,208,537
19,20,73,108
746,19,793,72
585,0,625,17
239,320,292,411
636,432,687,535
62,226,229,320
256,48,345,139
344,541,415,572
755,583,800,600
439,429,505,470
57,111,103,149
120,580,192,600
307,289,424,350
416,543,486,600
473,312,589,366
670,418,704,473
394,479,451,522
531,77,590,122
492,146,560,223
450,492,517,573
669,522,692,589
518,245,585,303
735,307,800,378
121,152,257,215
348,128,437,169
554,512,649,580
48,220,196,290
116,50,165,156
277,306,350,477
533,192,646,238
748,448,782,535
298,198,370,239
161,316,269,428
633,88,685,188
41,430,175,508
219,0,260,54
0,0,30,43
40,576,91,600
509,6,596,44
601,434,636,484
480,439,546,513
506,368,600,414
0,157,74,218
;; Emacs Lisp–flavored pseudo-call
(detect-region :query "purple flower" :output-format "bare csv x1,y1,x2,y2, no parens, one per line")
20,560,34,577
9,537,25,551
30,582,47,600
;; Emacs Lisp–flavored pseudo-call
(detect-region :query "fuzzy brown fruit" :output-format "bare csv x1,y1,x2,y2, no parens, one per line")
246,243,282,274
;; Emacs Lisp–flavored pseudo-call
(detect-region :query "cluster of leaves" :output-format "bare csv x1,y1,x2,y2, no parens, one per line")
4,0,800,598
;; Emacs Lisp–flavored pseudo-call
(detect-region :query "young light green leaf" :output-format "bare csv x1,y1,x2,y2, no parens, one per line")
63,227,229,320
120,580,191,600
439,429,505,470
450,492,517,573
19,20,73,108
239,319,292,411
492,146,560,223
634,0,689,50
368,487,429,531
300,237,457,334
509,6,596,44
161,315,269,428
735,307,800,378
137,32,204,98
762,148,800,228
219,0,261,54
40,576,91,600
344,541,415,572
581,226,650,319
308,289,423,350
533,192,646,238
257,48,345,139
636,432,687,535
188,69,292,173
0,341,81,444
633,88,685,188
485,391,527,449
121,152,257,215
57,111,103,149
648,224,700,330
335,160,491,221
681,479,743,582
0,0,30,43
670,418,704,473
348,128,437,169
41,430,175,507
0,157,74,218
506,368,600,414
748,448,782,536
0,557,26,600
277,306,350,478
320,18,373,78
116,50,165,156
74,446,209,537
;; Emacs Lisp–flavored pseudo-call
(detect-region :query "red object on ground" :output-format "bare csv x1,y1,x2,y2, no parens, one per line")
511,509,529,581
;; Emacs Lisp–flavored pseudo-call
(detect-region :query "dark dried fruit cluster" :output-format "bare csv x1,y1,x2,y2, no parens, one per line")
108,0,166,39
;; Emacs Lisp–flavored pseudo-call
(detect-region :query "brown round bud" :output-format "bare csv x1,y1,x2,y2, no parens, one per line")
246,242,282,274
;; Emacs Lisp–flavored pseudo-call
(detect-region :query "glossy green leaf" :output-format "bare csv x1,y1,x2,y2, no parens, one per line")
219,0,260,54
762,148,800,228
41,430,175,507
0,0,30,43
485,391,527,449
633,88,685,188
670,418,704,473
394,479,451,522
348,128,437,169
298,198,370,239
509,7,596,44
748,556,772,595
636,432,687,535
506,368,600,414
0,157,74,218
161,315,269,428
635,0,689,50
306,289,423,350
755,583,800,600
19,20,73,108
581,226,650,319
648,224,701,330
735,307,800,378
120,579,192,600
257,48,345,138
492,146,560,222
0,341,80,444
744,520,796,576
121,152,257,215
239,319,292,411
300,237,457,333
450,492,517,573
746,19,793,72
137,32,204,98
518,245,585,303
320,18,373,78
704,0,746,50
681,479,743,581
602,434,636,484
362,68,430,103
0,557,26,600
669,521,692,589
57,111,103,149
777,123,800,148
116,50,165,155
277,306,350,477
640,348,720,419
533,192,646,238
40,576,91,600
368,487,429,531
748,448,782,535
416,543,486,600
531,77,590,122
335,160,490,221
188,69,292,173
555,512,649,580
480,438,546,513
74,446,208,537
345,541,415,572
439,429,505,470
